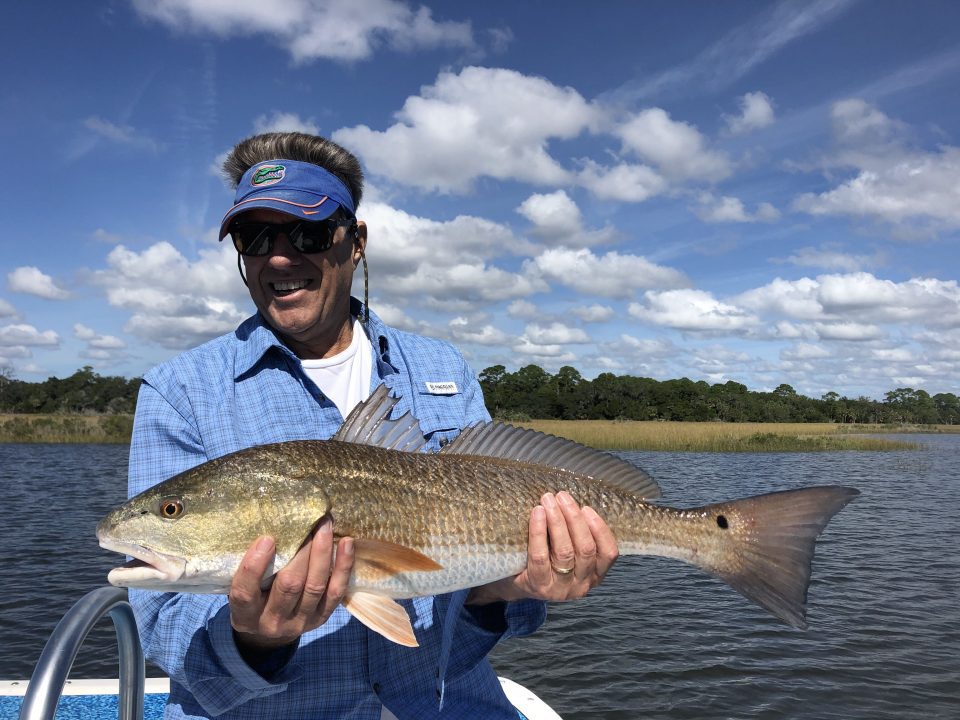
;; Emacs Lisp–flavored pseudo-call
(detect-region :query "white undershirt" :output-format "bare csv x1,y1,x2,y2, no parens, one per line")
300,318,373,420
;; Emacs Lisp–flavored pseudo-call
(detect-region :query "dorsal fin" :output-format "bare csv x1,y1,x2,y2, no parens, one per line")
441,422,661,499
334,384,428,452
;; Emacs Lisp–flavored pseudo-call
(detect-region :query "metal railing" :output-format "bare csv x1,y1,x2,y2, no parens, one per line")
19,586,145,720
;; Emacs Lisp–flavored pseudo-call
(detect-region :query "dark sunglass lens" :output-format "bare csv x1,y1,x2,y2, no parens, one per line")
232,224,274,256
294,223,335,253
231,218,344,255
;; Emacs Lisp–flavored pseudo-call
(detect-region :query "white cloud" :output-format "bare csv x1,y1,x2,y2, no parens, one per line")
617,334,677,358
360,201,544,305
448,317,512,346
528,247,689,299
73,324,126,349
575,160,668,203
871,347,914,362
608,0,858,100
253,112,321,135
628,289,760,334
384,262,541,303
511,337,576,361
366,299,417,331
0,324,59,347
516,190,615,247
830,98,902,145
506,300,538,320
570,304,614,323
517,190,581,235
7,267,70,300
614,108,731,182
793,99,960,230
694,193,780,223
83,117,164,152
781,342,831,360
523,322,590,345
735,277,826,321
91,241,250,350
725,91,775,134
132,0,475,63
812,321,885,341
780,245,878,272
736,273,960,329
334,66,599,192
0,299,17,318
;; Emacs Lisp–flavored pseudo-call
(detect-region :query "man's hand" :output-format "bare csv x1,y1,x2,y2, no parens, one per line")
467,491,618,605
229,517,354,654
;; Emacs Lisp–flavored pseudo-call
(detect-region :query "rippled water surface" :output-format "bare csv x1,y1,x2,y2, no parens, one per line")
2,438,958,719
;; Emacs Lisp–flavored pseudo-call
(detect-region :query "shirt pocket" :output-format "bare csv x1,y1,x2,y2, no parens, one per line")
413,391,466,451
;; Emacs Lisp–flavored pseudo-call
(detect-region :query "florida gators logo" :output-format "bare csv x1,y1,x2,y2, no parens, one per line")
252,164,285,187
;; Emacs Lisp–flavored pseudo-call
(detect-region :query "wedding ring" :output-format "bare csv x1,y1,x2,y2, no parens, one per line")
551,564,574,575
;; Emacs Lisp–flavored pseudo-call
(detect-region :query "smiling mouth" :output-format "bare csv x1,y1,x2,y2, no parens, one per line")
270,279,312,297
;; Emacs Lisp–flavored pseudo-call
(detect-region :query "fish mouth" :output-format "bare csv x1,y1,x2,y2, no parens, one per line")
99,538,187,588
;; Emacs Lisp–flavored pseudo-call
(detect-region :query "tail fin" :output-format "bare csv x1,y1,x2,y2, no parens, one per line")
703,486,859,629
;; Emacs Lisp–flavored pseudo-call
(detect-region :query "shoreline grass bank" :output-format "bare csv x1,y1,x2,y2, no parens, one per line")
517,420,945,452
2,413,951,450
0,414,133,444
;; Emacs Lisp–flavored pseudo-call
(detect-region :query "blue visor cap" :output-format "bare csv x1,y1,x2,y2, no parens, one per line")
218,159,356,239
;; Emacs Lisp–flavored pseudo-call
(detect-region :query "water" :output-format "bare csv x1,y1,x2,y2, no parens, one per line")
1,439,958,718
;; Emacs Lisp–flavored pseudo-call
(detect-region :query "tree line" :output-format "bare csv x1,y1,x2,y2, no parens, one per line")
479,364,960,425
0,364,957,425
0,366,141,415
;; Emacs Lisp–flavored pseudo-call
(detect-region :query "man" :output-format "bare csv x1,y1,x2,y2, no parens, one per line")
128,131,618,719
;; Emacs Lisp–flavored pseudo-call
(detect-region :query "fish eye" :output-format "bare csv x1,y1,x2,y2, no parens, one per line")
159,498,185,519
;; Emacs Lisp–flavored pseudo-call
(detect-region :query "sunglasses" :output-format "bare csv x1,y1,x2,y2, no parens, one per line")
229,216,355,256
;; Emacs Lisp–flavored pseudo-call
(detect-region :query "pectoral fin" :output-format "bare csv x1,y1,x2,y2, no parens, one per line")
343,591,419,647
352,538,443,580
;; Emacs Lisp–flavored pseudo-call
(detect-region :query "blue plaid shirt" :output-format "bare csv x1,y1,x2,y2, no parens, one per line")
127,301,546,719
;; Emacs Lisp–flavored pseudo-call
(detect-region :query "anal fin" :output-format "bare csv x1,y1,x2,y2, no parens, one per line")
344,591,419,647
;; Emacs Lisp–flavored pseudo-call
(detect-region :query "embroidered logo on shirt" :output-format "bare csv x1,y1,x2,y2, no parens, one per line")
425,381,458,395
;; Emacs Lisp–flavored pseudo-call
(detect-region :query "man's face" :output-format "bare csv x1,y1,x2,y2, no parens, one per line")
238,208,366,358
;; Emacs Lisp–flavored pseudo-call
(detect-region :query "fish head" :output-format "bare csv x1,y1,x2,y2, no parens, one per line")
97,451,332,594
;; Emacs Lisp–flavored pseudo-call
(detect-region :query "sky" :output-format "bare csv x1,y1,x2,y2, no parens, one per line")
2,0,959,401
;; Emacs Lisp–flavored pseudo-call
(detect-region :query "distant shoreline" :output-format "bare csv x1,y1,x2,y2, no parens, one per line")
2,413,952,450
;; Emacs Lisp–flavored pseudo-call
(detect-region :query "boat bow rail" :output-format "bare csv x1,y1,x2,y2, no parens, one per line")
19,586,145,720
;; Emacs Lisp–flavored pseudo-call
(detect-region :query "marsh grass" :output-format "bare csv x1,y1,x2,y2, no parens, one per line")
0,414,940,450
517,420,925,452
0,414,133,444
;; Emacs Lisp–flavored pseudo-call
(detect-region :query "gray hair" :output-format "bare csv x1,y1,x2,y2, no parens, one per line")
222,132,365,210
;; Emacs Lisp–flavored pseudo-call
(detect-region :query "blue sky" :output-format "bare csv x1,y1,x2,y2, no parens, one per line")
2,0,959,400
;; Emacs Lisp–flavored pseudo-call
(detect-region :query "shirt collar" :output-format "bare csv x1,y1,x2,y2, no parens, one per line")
232,300,400,380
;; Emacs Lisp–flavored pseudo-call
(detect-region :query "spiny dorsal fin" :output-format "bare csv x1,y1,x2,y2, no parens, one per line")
334,384,428,452
442,422,661,499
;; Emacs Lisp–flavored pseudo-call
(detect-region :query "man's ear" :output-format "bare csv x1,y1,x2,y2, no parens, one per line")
353,220,368,266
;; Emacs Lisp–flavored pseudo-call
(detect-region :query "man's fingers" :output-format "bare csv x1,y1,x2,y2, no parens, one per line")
320,537,354,617
300,519,335,609
543,492,575,576
557,492,597,582
230,536,275,628
526,505,551,588
583,505,619,578
264,534,313,619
